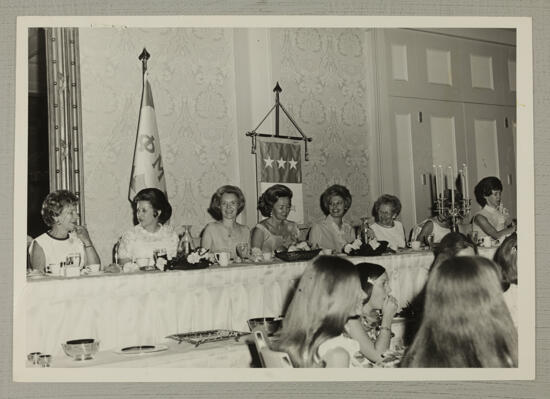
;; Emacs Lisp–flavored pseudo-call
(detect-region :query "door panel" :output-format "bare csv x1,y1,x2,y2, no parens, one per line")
463,104,516,217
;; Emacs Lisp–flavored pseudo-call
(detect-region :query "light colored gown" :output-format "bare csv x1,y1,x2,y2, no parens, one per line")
201,221,251,259
308,215,356,253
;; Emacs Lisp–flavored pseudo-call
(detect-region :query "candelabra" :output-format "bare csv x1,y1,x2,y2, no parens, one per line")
432,163,471,232
433,194,471,232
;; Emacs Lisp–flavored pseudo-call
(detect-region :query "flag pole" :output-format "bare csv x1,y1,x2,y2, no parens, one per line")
129,48,151,202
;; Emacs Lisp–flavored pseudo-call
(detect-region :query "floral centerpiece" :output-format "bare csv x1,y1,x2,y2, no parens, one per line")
165,247,213,270
343,237,392,256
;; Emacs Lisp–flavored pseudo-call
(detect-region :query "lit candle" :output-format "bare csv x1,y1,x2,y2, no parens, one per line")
463,164,469,199
448,166,455,209
439,165,445,198
432,165,437,203
460,170,466,200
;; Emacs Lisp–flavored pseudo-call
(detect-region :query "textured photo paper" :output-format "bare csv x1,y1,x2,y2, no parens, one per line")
13,15,535,382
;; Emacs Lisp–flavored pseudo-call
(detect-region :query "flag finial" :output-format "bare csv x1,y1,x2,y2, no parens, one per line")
273,82,282,93
139,48,151,72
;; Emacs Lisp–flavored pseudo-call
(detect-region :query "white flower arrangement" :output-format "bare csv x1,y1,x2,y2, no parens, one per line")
186,247,212,264
343,238,363,254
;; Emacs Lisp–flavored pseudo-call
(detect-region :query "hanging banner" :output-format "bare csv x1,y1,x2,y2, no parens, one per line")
128,72,167,201
256,140,304,224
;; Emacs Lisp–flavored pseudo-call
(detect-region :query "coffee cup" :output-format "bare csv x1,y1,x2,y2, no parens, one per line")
262,252,273,261
86,263,101,273
215,252,230,267
135,258,151,267
482,236,493,248
410,240,421,250
46,263,61,275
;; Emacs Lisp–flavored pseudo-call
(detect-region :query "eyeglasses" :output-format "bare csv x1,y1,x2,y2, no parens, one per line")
221,201,238,209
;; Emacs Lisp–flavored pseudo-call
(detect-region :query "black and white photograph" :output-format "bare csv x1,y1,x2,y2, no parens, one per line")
13,16,535,381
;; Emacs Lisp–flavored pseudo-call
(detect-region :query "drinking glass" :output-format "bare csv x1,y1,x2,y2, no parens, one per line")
236,242,250,259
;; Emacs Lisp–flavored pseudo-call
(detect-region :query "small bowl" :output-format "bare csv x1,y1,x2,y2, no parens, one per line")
62,338,100,361
247,317,283,336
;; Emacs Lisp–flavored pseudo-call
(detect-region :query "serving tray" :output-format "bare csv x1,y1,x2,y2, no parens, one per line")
165,329,249,347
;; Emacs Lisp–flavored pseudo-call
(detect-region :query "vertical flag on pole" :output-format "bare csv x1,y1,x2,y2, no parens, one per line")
128,72,167,201
257,141,304,223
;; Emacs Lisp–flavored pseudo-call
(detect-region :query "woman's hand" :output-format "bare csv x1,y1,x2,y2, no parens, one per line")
74,225,92,245
382,295,398,319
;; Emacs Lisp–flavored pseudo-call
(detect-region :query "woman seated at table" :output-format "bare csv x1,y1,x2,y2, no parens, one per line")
412,212,451,245
276,256,368,367
201,185,250,259
251,184,299,253
401,256,517,367
345,262,398,364
370,194,406,251
117,188,179,267
494,233,518,327
308,184,357,253
472,176,516,242
29,190,101,272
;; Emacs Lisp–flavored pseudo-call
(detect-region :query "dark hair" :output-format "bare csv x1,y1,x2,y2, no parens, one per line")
474,176,503,206
258,184,293,218
133,188,172,224
356,262,387,302
372,194,402,222
207,185,246,220
493,233,517,291
320,185,352,216
41,190,79,227
401,256,517,368
433,232,478,259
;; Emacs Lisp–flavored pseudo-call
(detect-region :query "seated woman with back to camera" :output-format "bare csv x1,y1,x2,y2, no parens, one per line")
369,194,406,251
29,190,101,272
493,233,518,327
308,184,357,253
250,184,299,254
401,256,517,367
472,176,516,243
117,188,179,270
201,185,250,259
276,256,369,367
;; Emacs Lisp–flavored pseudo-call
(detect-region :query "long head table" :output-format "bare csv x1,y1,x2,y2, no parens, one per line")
24,248,496,358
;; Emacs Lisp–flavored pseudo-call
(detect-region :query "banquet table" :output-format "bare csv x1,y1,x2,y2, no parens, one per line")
24,247,496,359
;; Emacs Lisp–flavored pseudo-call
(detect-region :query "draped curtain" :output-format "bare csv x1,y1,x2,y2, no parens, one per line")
44,27,85,223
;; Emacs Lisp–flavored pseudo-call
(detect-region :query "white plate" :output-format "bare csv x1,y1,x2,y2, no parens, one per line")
115,344,168,355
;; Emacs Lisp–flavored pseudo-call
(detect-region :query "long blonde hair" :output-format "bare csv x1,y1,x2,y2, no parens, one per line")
277,256,361,367
402,256,517,367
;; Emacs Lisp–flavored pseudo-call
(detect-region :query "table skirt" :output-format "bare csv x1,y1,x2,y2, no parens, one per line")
24,248,495,357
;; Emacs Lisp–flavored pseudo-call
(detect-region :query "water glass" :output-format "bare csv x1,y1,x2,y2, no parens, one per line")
236,242,250,259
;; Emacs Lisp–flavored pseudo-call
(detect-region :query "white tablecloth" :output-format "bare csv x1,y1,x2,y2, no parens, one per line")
24,248,496,357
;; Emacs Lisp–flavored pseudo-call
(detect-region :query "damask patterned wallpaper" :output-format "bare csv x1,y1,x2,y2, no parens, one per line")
271,29,371,225
78,28,372,263
79,28,240,263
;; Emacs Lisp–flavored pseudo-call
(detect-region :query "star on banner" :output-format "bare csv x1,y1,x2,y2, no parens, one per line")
264,156,274,168
288,158,298,170
277,158,286,168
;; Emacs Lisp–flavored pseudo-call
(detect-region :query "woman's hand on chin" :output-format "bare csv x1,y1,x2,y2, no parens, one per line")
382,295,398,318
74,225,92,244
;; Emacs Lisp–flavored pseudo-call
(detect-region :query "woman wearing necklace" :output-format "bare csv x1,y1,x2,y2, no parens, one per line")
370,194,406,251
251,184,300,253
201,185,250,259
117,188,178,267
29,190,101,272
345,262,398,364
308,184,357,253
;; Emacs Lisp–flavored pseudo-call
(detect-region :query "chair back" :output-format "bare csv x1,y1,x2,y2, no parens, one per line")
252,328,293,368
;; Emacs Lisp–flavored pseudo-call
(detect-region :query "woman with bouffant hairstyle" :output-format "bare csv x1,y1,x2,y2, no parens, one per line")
401,256,517,368
276,256,367,367
201,185,250,259
308,184,356,253
251,184,299,253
